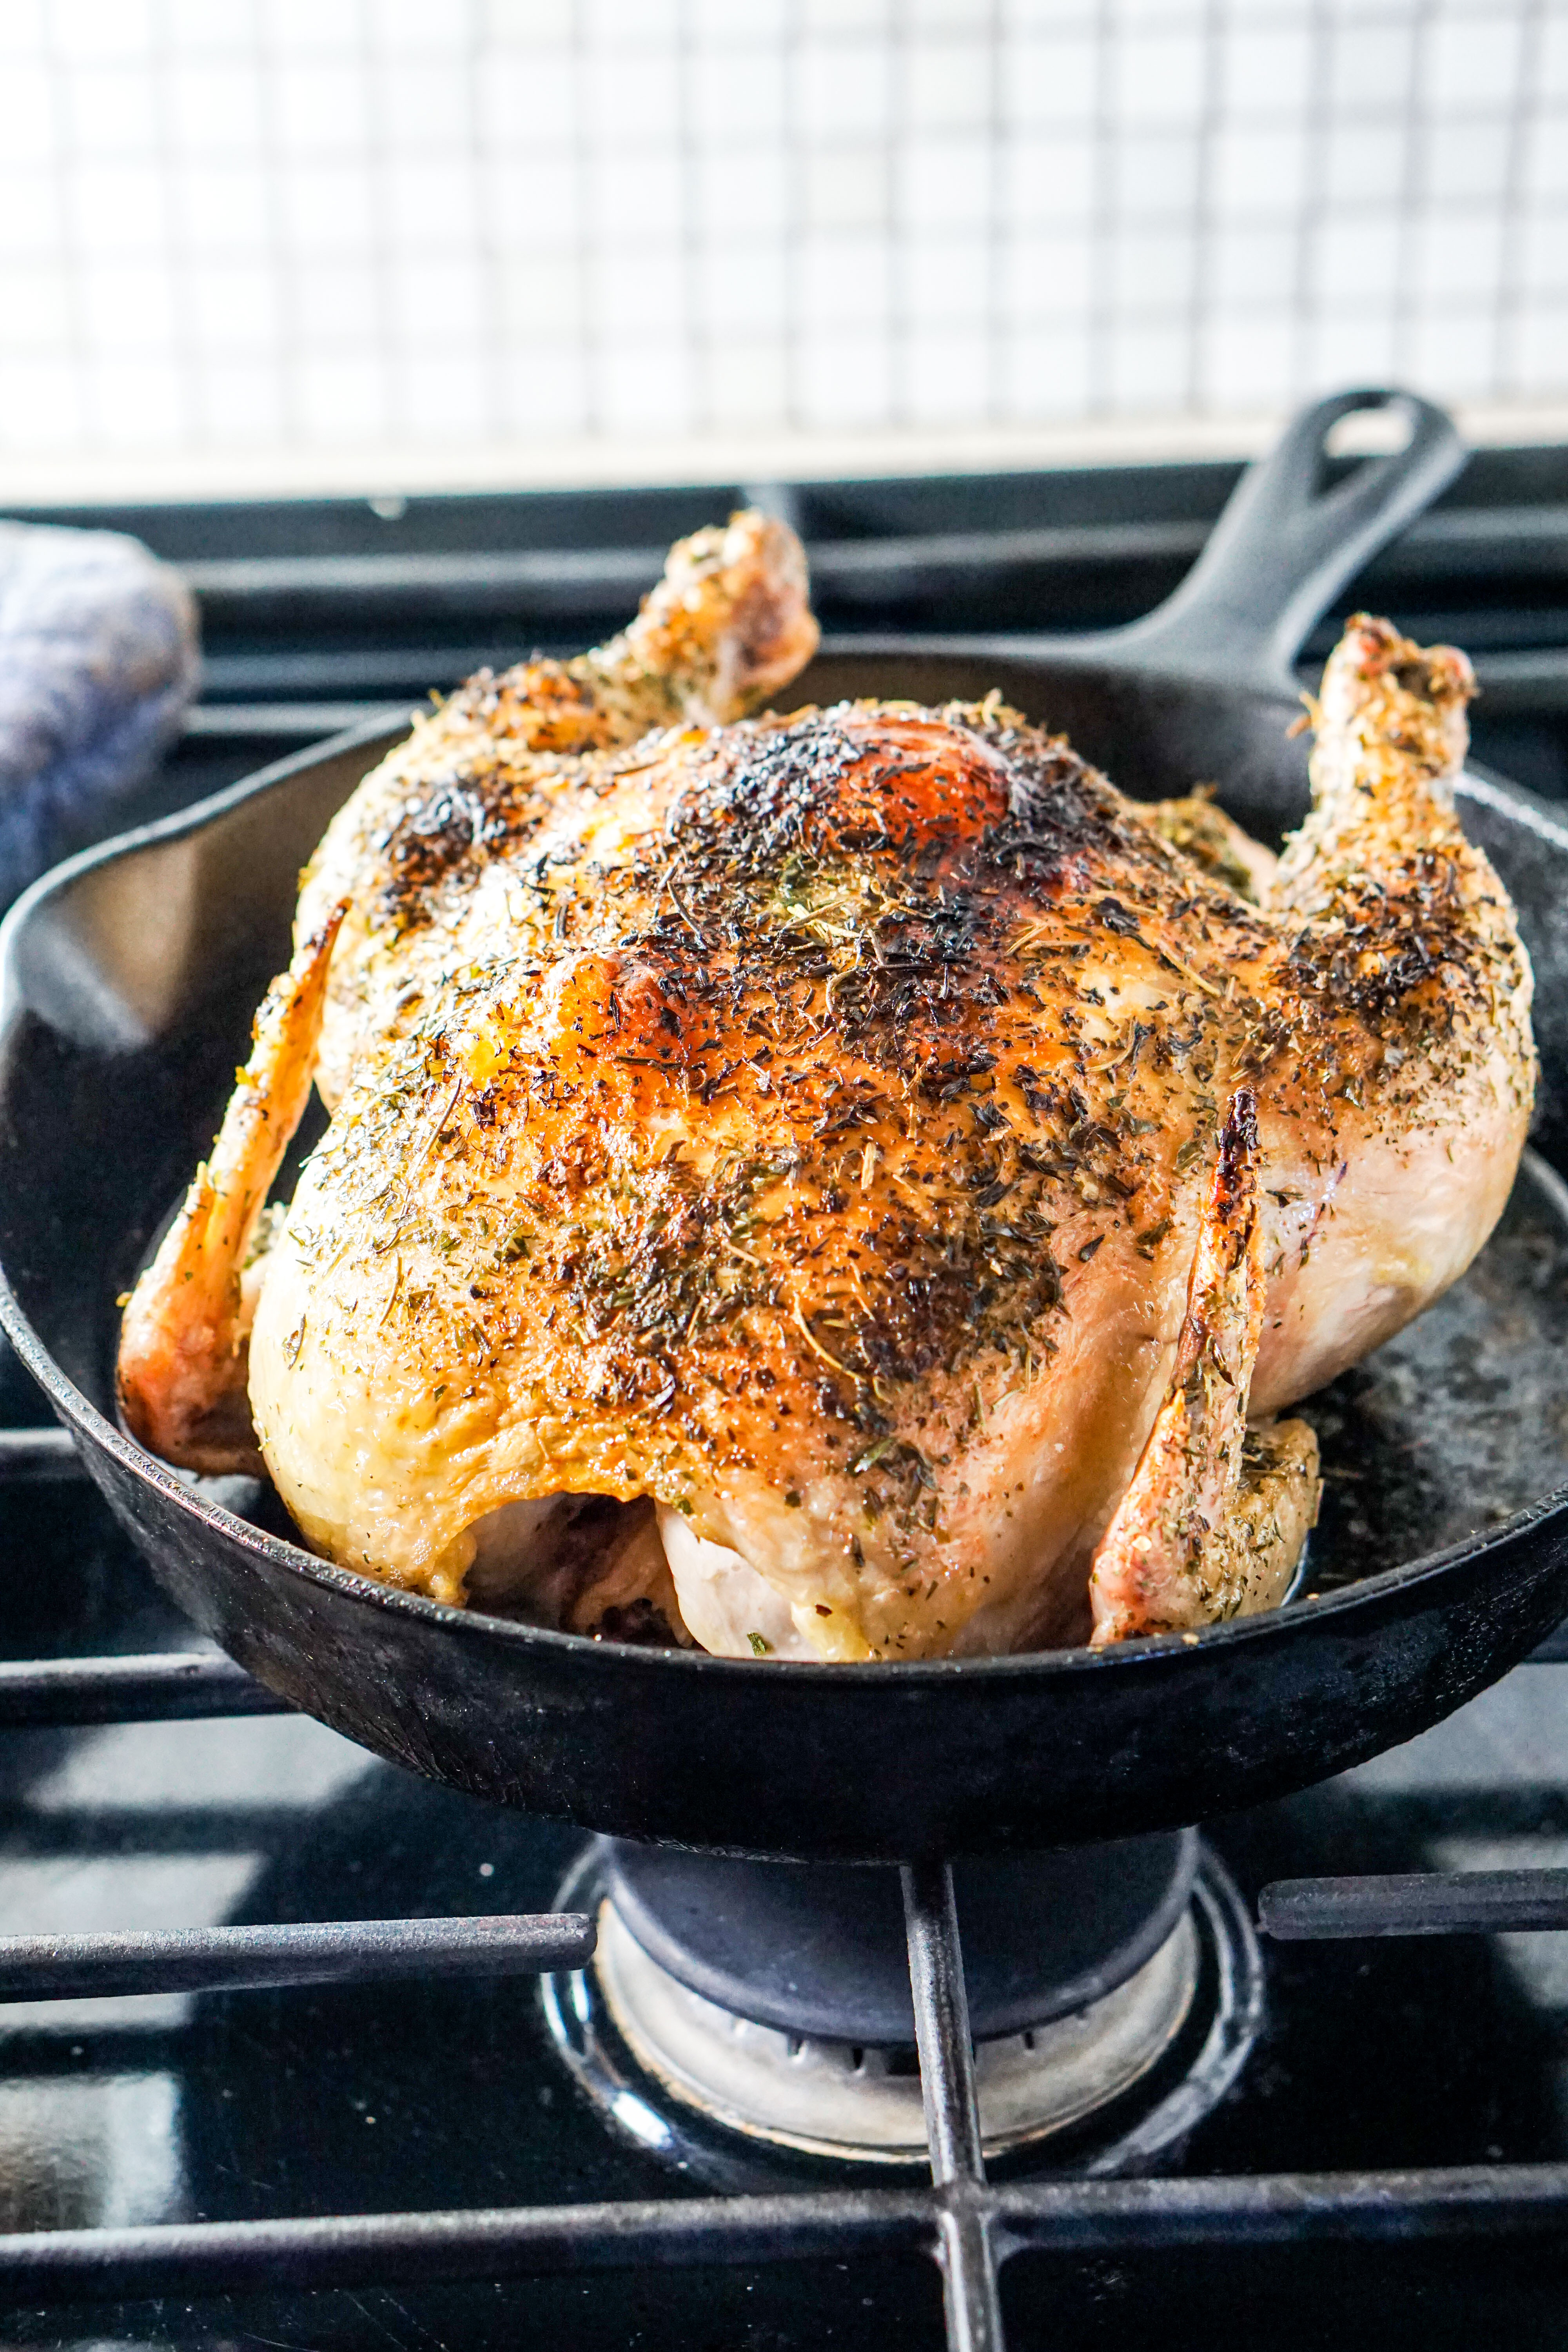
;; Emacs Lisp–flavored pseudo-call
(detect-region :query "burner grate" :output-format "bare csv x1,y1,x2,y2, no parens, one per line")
7,2165,1568,2308
6,1447,1568,2348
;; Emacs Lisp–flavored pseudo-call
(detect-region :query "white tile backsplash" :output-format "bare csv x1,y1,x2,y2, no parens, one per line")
0,0,1563,490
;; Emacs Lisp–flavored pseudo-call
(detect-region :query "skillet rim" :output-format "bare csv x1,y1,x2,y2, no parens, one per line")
3,686,1566,1689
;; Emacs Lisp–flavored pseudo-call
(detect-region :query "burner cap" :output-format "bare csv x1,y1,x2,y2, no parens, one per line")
543,1838,1263,2178
600,1829,1198,2045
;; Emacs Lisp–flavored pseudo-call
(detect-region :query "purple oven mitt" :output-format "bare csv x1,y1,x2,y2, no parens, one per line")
0,520,200,907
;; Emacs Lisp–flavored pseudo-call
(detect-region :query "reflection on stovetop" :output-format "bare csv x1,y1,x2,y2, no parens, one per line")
4,1475,1568,2348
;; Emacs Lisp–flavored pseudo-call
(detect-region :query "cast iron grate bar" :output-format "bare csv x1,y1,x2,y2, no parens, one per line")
902,1861,1005,2352
0,1651,289,1726
0,1774,1566,2336
6,2167,1568,2305
0,1427,87,1481
1261,1868,1568,1938
0,1912,594,2001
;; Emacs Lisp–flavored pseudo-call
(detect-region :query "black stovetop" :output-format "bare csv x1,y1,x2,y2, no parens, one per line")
15,432,1568,841
7,446,1568,2348
6,1461,1568,2349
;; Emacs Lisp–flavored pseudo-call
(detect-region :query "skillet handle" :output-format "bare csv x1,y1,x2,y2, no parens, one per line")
1109,387,1466,698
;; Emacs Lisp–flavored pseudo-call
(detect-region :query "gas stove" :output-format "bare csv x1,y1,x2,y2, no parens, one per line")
5,1451,1568,2350
5,446,1568,2349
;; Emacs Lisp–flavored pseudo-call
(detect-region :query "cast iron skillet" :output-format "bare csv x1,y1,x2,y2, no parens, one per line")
5,386,1568,1865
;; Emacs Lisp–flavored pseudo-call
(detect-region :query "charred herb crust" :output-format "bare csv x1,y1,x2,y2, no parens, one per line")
296,702,1260,1543
290,666,1528,1589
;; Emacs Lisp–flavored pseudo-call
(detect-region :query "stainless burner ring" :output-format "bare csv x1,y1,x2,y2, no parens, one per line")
542,1841,1262,2182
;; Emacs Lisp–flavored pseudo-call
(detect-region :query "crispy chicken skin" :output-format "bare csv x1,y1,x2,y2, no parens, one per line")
119,544,1535,1657
118,905,345,1477
304,508,819,1114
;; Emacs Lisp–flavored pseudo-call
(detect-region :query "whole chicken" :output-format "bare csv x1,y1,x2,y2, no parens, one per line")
119,512,1535,1659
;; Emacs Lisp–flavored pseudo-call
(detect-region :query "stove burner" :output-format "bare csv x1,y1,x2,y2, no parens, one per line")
595,1831,1198,2040
543,1837,1262,2179
595,1895,1198,2162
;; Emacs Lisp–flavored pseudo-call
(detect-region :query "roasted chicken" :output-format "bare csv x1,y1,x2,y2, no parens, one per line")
119,512,1535,1657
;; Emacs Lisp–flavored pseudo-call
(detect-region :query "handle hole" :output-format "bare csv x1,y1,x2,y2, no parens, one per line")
1324,404,1414,459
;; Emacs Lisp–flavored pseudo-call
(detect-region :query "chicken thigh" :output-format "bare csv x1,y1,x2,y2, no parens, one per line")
119,514,1534,1658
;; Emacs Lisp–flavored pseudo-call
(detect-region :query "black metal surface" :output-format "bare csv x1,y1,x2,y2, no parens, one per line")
0,2187,933,2299
7,2167,1568,2307
0,1650,287,1726
0,1912,593,2001
24,1838,1568,2343
16,427,1568,712
1098,386,1466,695
1260,1869,1568,1940
6,390,1568,1864
601,1833,1197,2042
0,1579,1563,2346
902,1862,1004,2352
0,1426,85,1481
16,416,1567,874
25,432,1568,862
